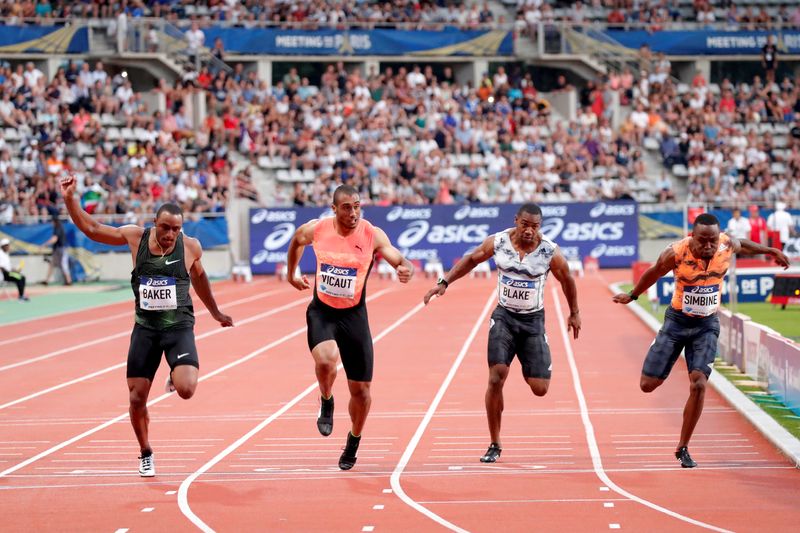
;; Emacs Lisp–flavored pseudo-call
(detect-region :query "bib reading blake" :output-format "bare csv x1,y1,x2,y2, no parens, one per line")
139,276,178,311
493,228,557,314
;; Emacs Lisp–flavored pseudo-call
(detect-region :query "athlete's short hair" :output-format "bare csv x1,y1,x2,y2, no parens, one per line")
333,184,359,205
693,213,719,228
517,203,542,217
156,203,183,219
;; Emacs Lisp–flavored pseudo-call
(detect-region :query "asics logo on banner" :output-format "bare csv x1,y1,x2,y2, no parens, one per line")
540,205,568,217
386,206,431,222
589,202,635,218
250,209,296,224
146,278,169,286
325,265,355,276
590,243,637,258
262,222,295,251
453,205,500,220
397,220,489,248
540,218,565,240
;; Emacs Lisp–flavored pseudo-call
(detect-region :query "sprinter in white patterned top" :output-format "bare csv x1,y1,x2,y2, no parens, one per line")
424,203,580,463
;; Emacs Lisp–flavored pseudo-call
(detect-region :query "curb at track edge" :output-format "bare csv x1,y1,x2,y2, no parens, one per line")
608,281,800,468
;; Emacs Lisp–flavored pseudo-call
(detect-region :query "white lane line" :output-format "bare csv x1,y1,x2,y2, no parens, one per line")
177,298,426,532
166,490,177,495
390,290,496,533
0,290,396,479
383,489,392,494
141,507,154,513
609,524,620,530
0,286,288,372
373,505,384,510
362,527,375,532
551,287,733,533
0,294,310,411
604,503,615,508
113,529,129,533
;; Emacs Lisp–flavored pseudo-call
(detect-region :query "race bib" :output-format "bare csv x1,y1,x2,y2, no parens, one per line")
682,284,720,316
498,274,539,312
318,263,357,299
139,276,177,311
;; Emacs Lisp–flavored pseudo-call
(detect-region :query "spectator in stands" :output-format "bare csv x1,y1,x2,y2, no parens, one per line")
0,238,28,301
767,201,795,249
762,35,778,85
185,21,205,67
726,208,751,240
748,205,768,245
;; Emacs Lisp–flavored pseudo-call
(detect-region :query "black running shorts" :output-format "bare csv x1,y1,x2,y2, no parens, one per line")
487,305,551,379
127,323,199,380
643,306,720,380
306,299,374,382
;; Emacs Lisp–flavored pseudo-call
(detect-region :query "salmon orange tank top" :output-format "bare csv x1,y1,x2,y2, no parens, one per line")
670,233,732,317
312,217,375,309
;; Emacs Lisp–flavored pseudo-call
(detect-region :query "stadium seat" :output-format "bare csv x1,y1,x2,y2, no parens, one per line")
671,164,688,177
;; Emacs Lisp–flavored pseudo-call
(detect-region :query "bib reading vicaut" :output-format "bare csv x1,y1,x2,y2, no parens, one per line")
312,217,375,309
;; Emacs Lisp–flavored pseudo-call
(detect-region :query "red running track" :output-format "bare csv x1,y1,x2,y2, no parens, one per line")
0,274,797,532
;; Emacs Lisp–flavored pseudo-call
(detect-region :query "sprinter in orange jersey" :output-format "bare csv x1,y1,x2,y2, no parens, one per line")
613,213,789,468
286,184,414,470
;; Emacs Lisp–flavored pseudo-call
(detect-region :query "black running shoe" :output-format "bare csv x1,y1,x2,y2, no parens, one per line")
338,432,361,470
317,395,334,436
480,442,502,463
675,446,697,468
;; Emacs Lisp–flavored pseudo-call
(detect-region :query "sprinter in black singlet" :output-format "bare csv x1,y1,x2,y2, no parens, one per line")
60,175,233,477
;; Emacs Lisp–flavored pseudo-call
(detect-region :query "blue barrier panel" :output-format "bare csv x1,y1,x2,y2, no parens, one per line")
249,201,639,274
654,268,800,304
0,25,88,53
599,29,800,56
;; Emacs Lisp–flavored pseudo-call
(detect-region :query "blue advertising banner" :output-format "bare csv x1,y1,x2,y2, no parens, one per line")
654,268,800,304
202,27,513,56
0,25,89,54
600,29,800,56
249,201,639,274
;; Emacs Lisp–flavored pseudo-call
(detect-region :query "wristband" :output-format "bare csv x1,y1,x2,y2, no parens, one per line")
437,277,449,288
628,291,639,300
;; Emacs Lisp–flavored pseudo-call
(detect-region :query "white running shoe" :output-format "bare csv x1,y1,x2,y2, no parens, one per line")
139,453,155,477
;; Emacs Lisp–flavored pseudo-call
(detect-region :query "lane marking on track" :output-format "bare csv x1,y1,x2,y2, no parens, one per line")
141,508,154,513
0,287,291,372
177,298,427,532
0,294,311,411
390,290,496,533
0,289,393,479
551,286,733,533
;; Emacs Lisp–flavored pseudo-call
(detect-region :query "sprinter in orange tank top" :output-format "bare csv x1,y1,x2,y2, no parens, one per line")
613,213,789,468
286,184,414,470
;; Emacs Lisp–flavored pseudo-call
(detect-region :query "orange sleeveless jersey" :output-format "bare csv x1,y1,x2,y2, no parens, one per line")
312,217,375,309
670,233,732,317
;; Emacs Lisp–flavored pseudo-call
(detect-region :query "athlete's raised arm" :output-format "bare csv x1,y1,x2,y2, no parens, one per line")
373,227,413,283
60,174,142,248
726,234,790,268
549,248,580,339
613,245,676,305
286,219,317,290
424,235,495,305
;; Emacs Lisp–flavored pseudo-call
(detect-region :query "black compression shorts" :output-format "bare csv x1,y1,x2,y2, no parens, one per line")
643,306,720,380
127,323,199,380
488,305,551,379
306,299,374,382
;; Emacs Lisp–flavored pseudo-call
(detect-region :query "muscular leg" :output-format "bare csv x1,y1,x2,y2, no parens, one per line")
312,340,339,398
170,365,198,399
525,377,549,397
128,377,153,453
347,380,371,436
485,364,510,445
640,375,665,393
678,370,707,449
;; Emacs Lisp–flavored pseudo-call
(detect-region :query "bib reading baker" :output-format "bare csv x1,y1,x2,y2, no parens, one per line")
139,276,177,311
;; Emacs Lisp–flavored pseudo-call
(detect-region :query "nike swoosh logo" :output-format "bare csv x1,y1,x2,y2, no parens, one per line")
176,353,190,359
165,259,181,265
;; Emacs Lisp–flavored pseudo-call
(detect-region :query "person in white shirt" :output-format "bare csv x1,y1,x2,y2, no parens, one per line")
0,238,28,301
726,208,751,240
767,202,795,248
